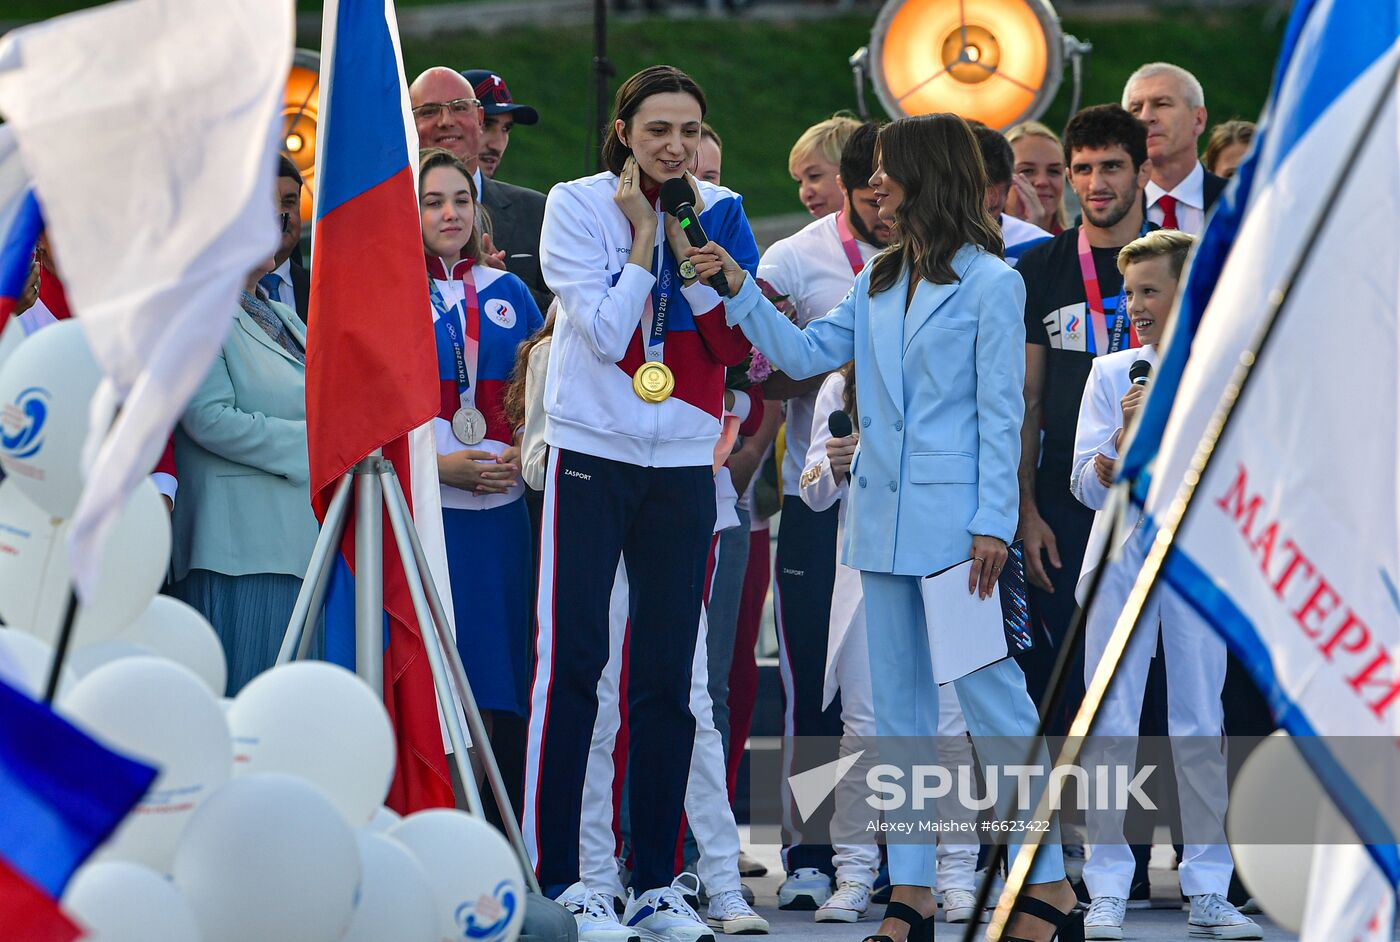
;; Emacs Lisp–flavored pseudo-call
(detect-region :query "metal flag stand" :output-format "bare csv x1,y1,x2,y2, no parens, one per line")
274,450,541,897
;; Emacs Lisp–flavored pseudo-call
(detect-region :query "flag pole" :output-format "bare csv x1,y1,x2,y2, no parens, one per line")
957,487,1133,941
42,592,79,703
977,58,1400,942
354,451,386,699
277,471,355,664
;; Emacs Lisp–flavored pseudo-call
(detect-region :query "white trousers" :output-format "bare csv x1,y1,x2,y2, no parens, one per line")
579,563,743,898
1082,531,1233,899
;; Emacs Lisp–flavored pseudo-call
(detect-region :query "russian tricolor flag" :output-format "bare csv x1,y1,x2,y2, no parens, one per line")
306,0,455,811
0,675,156,939
0,129,42,326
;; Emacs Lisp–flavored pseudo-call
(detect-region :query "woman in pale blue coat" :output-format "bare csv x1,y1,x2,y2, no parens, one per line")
169,265,318,694
689,115,1080,942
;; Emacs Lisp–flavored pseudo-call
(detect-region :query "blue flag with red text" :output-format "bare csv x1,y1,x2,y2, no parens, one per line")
1111,0,1400,936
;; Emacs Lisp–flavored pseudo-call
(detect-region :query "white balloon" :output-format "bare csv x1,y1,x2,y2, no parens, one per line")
363,805,402,834
60,657,232,873
118,597,227,697
173,773,359,942
0,478,170,646
1227,731,1325,932
0,320,101,517
67,639,155,681
338,831,438,942
0,478,64,632
63,860,201,942
391,809,526,942
0,627,74,698
228,662,394,826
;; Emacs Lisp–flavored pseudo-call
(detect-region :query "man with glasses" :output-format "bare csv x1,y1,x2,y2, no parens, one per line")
409,67,550,308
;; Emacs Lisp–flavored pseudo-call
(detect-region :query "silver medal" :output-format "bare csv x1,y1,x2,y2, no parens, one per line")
452,407,487,445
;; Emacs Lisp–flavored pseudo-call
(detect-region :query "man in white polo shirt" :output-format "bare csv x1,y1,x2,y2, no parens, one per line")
756,121,888,921
1122,62,1227,235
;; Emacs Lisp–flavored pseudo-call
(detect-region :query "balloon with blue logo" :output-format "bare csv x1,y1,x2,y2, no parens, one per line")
0,320,102,518
0,476,171,647
390,809,526,942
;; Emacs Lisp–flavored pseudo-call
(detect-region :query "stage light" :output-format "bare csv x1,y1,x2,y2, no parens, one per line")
282,49,320,225
851,0,1091,131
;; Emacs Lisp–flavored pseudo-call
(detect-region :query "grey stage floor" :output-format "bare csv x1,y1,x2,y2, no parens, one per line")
736,829,1305,942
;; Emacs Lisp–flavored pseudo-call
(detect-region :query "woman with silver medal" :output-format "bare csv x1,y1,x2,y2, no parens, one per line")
419,147,544,738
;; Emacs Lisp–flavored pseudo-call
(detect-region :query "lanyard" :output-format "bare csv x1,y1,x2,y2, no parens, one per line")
643,231,675,364
429,267,480,409
1076,222,1148,355
835,211,866,276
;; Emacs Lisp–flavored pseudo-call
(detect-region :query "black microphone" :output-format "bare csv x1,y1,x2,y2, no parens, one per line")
1129,360,1152,387
828,410,853,439
659,177,731,297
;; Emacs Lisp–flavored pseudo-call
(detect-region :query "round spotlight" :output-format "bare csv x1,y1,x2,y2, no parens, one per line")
282,49,320,225
868,0,1067,130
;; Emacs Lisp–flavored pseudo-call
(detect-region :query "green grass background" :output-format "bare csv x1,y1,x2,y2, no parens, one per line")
6,4,1286,218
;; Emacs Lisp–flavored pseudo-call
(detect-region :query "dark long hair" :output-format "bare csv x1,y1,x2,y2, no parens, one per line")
600,65,708,175
839,361,858,426
418,147,483,264
502,303,557,430
865,115,1004,295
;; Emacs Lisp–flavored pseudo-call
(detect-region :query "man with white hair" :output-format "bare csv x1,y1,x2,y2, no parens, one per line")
1122,62,1227,235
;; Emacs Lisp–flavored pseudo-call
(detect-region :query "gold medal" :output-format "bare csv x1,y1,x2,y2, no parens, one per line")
632,361,675,403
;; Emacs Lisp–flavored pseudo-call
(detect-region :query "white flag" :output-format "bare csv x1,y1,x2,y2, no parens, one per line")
1122,6,1400,929
0,0,292,598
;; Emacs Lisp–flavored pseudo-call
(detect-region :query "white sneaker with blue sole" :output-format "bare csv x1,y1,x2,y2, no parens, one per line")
557,881,640,942
778,867,833,911
624,875,716,942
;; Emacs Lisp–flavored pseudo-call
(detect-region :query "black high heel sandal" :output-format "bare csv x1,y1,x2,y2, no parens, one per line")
861,901,936,942
1004,895,1085,942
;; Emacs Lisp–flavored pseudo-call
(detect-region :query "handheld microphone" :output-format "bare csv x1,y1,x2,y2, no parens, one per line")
1129,360,1152,387
828,410,853,439
659,177,731,297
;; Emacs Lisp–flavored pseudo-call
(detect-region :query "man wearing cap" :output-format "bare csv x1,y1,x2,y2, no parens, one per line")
463,68,550,308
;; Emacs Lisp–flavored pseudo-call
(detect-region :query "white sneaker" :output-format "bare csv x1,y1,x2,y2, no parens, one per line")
706,889,769,934
941,888,979,924
625,876,716,942
1084,896,1126,941
814,880,871,923
778,867,833,911
557,882,640,942
1187,893,1262,939
737,850,768,878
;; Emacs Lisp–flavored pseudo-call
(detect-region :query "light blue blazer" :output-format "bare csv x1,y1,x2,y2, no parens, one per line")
726,243,1025,576
171,301,318,581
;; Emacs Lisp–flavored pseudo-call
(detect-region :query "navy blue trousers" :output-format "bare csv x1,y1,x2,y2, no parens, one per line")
525,448,715,896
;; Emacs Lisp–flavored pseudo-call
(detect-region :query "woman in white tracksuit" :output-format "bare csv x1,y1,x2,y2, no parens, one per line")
800,366,983,925
518,311,767,936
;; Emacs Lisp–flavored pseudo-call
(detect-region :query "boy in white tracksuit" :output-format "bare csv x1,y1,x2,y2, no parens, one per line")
1071,230,1258,941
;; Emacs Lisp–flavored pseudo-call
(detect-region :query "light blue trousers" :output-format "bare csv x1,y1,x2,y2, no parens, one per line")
861,570,1066,888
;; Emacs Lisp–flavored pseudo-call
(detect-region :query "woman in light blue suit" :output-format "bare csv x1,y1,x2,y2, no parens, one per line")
170,265,319,695
690,115,1080,942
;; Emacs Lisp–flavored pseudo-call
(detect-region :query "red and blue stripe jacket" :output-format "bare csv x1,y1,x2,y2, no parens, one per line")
539,171,757,469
